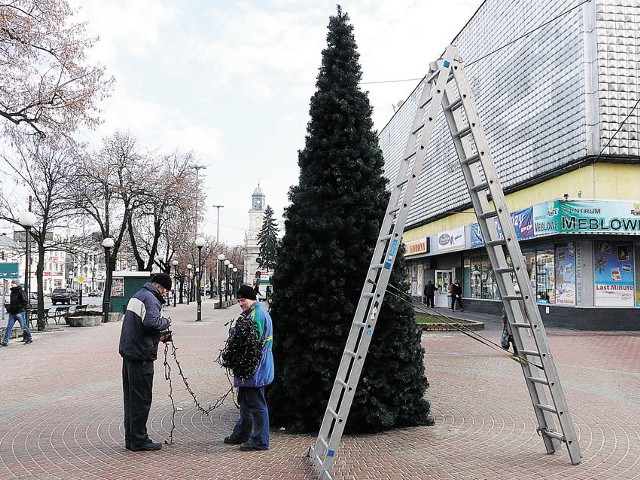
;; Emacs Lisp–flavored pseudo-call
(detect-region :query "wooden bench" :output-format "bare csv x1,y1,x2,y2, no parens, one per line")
73,305,88,314
48,306,70,325
29,308,50,328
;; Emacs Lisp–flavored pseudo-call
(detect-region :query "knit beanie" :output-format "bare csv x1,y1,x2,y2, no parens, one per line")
236,284,257,300
151,273,172,290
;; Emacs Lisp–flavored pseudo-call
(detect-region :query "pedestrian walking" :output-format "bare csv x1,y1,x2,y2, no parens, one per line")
224,284,274,451
423,280,435,308
1,280,33,346
450,279,464,312
119,273,172,451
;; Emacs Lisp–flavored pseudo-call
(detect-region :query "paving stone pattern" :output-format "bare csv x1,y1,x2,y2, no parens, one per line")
0,303,638,479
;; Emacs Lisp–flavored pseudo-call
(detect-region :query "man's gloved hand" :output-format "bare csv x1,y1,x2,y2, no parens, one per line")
160,329,173,343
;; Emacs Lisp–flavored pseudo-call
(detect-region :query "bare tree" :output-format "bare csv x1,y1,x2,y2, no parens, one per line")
0,137,84,329
73,131,156,313
127,151,200,272
0,0,114,141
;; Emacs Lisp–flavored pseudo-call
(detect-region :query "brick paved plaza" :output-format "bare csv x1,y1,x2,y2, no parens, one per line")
0,301,638,479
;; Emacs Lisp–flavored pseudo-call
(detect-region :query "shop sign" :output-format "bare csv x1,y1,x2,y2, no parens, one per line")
470,207,533,247
534,200,640,236
437,227,465,252
405,237,428,256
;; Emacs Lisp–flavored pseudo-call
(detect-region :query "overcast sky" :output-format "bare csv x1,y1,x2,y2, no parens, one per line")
67,0,483,246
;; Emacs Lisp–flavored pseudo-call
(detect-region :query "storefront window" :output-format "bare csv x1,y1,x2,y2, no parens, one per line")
464,253,498,299
555,242,575,305
536,245,555,303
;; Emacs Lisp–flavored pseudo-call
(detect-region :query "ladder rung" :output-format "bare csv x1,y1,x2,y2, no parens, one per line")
526,376,549,386
502,295,522,301
318,437,328,449
395,178,409,188
388,206,401,215
403,151,417,163
446,97,463,112
379,234,392,242
412,123,425,135
486,239,507,247
454,125,472,138
344,350,357,358
543,430,566,442
371,264,384,270
478,210,498,220
335,379,351,390
361,293,374,299
353,321,366,328
462,153,481,165
534,403,558,415
512,322,532,328
471,182,489,192
520,349,541,357
495,267,515,274
327,408,341,421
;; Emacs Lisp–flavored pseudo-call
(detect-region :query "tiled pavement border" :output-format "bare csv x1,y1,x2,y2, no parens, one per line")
0,302,638,479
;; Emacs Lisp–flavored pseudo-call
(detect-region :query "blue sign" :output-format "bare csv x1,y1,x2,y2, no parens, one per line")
470,207,534,247
0,263,19,279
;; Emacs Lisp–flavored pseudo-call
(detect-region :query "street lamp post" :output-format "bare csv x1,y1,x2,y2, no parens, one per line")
233,267,238,299
228,264,234,300
224,259,230,302
213,204,224,303
217,254,225,309
195,237,205,321
172,259,178,307
186,264,192,305
19,212,36,328
101,237,114,324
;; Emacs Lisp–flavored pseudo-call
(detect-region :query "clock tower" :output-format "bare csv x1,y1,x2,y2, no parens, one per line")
244,183,266,284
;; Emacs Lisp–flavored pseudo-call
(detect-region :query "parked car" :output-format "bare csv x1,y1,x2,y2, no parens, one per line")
51,288,79,305
87,290,102,297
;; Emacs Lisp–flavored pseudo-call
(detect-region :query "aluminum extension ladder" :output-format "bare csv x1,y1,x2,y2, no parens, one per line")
308,45,581,480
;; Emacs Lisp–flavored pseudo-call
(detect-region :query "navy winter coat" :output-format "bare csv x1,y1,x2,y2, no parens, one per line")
119,282,171,362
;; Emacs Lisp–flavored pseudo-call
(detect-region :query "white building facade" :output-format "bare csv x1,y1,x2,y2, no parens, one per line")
380,0,640,329
243,184,266,285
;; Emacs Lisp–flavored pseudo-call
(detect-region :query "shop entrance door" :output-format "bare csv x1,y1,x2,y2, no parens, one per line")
435,270,452,308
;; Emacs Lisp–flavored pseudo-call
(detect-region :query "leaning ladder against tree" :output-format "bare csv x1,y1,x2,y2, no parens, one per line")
308,45,581,480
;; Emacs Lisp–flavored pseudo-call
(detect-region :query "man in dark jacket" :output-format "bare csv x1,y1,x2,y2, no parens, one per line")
2,280,32,346
119,273,172,451
423,280,435,308
450,278,465,312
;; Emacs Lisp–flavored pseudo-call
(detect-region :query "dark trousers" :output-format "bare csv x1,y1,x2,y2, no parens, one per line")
425,294,435,308
229,386,270,449
122,358,154,448
451,294,463,310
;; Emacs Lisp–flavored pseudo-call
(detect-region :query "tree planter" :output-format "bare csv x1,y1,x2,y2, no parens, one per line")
65,311,103,327
106,312,123,322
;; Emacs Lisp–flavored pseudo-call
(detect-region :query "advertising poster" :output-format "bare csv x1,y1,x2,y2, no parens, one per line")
594,241,634,307
554,243,575,305
111,277,125,298
470,207,534,247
